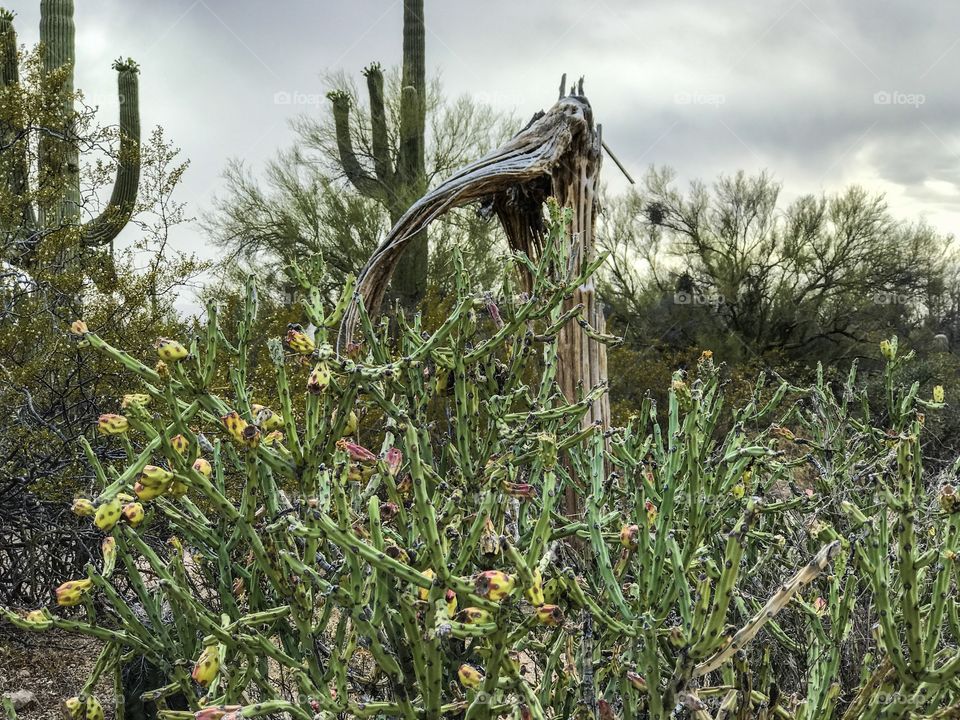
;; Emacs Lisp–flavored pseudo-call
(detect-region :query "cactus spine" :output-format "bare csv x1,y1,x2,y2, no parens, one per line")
0,0,140,270
328,0,427,311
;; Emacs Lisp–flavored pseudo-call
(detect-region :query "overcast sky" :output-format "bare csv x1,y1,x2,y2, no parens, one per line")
10,0,960,272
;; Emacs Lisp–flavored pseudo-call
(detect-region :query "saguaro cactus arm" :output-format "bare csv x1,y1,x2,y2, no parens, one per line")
82,58,141,248
328,89,385,200
364,62,393,185
0,10,37,231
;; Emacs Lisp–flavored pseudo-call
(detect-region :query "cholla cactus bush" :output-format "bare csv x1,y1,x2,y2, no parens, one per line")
0,205,957,720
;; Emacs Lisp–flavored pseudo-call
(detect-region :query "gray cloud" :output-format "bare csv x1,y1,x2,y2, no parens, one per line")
9,0,960,292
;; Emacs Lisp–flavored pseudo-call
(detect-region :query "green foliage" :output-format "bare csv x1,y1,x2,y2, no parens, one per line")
4,208,960,720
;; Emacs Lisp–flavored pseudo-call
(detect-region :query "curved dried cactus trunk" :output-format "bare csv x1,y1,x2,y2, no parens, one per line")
342,91,611,434
0,0,141,270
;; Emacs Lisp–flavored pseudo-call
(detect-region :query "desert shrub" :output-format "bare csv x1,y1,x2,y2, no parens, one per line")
3,209,960,720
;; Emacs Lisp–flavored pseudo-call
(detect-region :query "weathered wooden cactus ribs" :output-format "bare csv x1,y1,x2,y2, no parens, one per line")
341,87,610,428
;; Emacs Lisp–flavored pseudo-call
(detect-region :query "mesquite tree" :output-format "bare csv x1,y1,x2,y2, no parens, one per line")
328,0,427,312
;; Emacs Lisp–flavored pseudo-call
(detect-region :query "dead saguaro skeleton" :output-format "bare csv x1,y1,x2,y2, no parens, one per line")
341,86,611,430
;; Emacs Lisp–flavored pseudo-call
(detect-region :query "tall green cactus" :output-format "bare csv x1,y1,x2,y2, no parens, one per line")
0,0,140,268
328,0,427,312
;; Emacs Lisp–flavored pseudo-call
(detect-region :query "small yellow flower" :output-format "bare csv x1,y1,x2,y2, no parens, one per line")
69,320,88,336
934,385,945,403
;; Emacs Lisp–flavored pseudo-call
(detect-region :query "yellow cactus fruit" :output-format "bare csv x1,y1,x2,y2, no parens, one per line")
56,578,93,607
525,568,545,606
284,327,315,355
192,644,221,687
140,465,175,488
307,362,332,394
458,607,493,624
156,337,189,362
193,457,213,477
535,604,564,627
94,497,123,532
445,589,458,617
458,664,484,689
934,385,945,403
71,498,96,517
122,502,145,527
170,434,189,455
620,524,640,549
121,393,151,409
168,479,189,498
475,570,516,602
97,413,128,435
418,569,435,601
134,481,168,502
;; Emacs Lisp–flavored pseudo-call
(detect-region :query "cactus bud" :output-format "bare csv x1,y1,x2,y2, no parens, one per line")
193,457,213,477
644,500,658,528
56,578,93,607
620,524,640,548
101,537,117,577
384,447,403,477
537,432,557,470
156,337,189,362
941,484,958,514
626,671,648,693
23,609,52,629
535,604,564,626
285,327,315,355
458,664,484,689
880,337,897,361
97,413,128,436
813,596,828,616
170,434,189,455
307,362,331,393
934,385,945,403
70,320,88,336
192,644,221,686
336,438,376,464
122,502,145,527
667,625,685,647
71,498,96,517
94,497,123,532
121,393,150,409
475,570,516,602
459,607,492,624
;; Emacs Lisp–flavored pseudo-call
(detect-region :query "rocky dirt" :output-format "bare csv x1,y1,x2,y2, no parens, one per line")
0,626,112,719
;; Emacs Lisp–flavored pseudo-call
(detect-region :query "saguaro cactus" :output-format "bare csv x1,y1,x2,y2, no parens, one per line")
0,0,140,269
328,0,427,311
